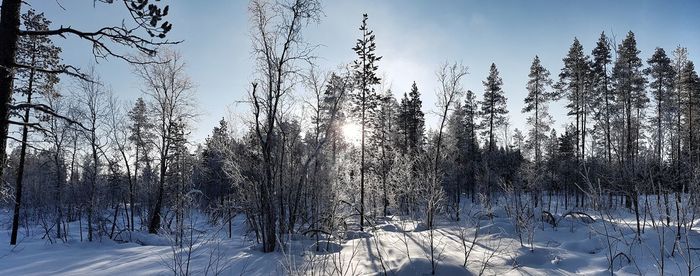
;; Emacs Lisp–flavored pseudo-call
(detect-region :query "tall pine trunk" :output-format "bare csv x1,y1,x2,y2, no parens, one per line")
10,65,34,245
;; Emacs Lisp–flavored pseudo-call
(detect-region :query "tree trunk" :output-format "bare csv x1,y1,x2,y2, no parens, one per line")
10,65,34,245
0,2,22,238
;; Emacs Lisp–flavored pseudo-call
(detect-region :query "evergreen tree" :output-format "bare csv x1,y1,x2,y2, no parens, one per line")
523,55,554,167
397,82,425,154
199,119,234,211
512,128,524,152
671,47,689,164
644,47,675,163
612,31,647,166
679,61,700,163
611,31,646,235
127,97,154,231
369,90,398,217
10,9,62,246
323,73,351,163
591,32,614,162
351,13,382,231
480,63,508,152
557,38,591,161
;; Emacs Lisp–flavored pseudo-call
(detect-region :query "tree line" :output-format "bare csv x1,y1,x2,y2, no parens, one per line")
2,0,699,258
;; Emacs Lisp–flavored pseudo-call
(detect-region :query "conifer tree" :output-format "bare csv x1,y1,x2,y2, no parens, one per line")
369,90,398,217
644,47,675,163
127,97,154,231
523,55,554,167
591,32,614,162
480,63,508,152
351,13,382,231
10,9,62,246
679,61,700,163
557,38,591,161
612,31,647,166
672,47,688,163
611,31,646,236
397,82,425,154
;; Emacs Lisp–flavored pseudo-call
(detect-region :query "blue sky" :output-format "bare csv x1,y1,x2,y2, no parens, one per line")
26,0,700,143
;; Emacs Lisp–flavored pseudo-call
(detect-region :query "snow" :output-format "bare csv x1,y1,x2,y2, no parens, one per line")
1,197,699,275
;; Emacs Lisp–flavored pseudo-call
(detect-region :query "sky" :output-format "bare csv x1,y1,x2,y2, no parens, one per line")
24,0,700,144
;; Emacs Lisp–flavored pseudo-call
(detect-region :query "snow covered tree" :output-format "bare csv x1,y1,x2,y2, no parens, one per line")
198,119,235,217
368,90,398,217
397,82,425,154
248,0,322,252
480,63,508,152
435,62,468,219
351,13,382,231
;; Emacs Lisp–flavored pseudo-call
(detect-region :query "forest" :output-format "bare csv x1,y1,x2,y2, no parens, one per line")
1,0,699,275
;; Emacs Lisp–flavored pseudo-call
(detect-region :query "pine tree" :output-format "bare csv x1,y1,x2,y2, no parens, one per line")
591,32,614,162
523,55,554,167
671,47,688,164
611,31,646,235
679,61,700,163
480,63,508,152
10,9,62,246
612,31,647,166
127,97,154,231
557,38,591,161
351,13,382,231
644,47,675,163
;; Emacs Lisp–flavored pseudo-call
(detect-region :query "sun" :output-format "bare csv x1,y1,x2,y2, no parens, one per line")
341,122,362,145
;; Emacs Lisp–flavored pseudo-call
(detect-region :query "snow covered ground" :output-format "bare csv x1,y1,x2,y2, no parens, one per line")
1,197,699,275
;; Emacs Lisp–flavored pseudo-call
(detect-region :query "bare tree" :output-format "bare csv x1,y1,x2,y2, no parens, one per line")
75,67,110,242
248,0,321,252
43,90,74,241
434,62,468,181
131,49,195,234
106,95,136,233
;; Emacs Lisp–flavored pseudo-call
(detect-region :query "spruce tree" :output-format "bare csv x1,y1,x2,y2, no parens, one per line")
397,82,425,154
351,14,382,231
480,63,508,152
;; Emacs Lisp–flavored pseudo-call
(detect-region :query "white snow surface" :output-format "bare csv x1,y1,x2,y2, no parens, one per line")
1,197,699,275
